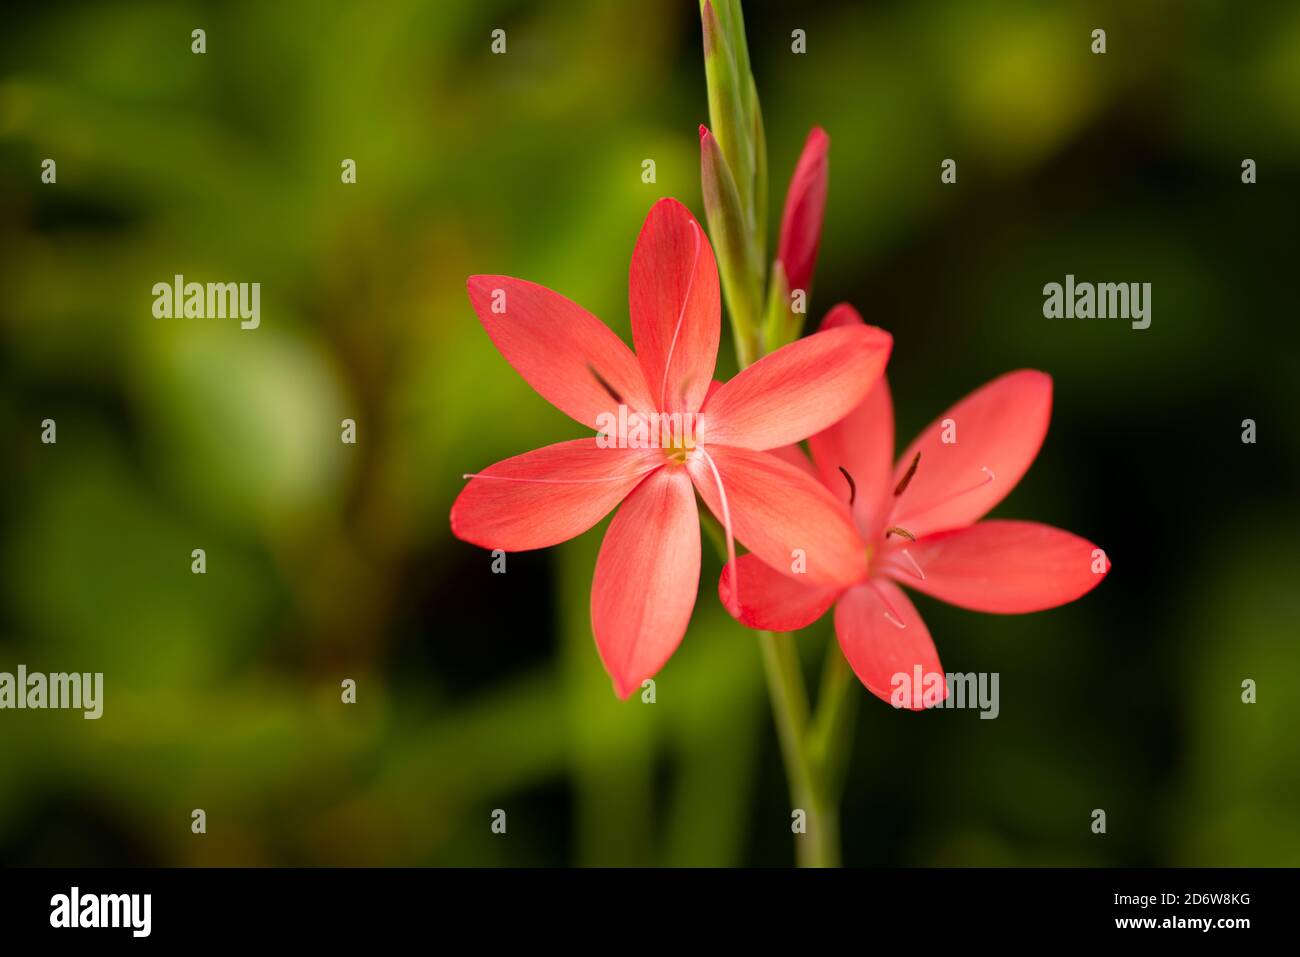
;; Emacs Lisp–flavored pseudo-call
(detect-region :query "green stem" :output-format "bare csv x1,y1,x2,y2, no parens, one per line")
700,0,856,868
809,640,859,802
709,353,854,867
757,631,812,796
757,630,844,867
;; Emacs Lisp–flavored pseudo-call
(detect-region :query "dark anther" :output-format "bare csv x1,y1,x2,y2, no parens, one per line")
837,466,857,505
894,452,920,497
885,526,916,542
586,363,623,404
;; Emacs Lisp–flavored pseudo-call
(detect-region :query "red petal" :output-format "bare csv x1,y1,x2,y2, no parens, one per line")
889,370,1052,538
766,442,819,480
467,276,655,431
591,467,700,698
880,520,1110,614
810,375,894,537
776,127,829,296
628,198,721,414
806,305,895,532
451,439,661,551
688,444,867,587
835,581,946,708
718,553,840,631
702,323,892,450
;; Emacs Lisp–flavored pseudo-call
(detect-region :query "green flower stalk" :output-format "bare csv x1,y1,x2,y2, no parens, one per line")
697,0,846,868
700,0,830,366
761,259,793,356
699,0,766,365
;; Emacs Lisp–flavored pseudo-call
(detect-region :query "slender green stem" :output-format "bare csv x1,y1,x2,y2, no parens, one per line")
801,791,840,868
705,370,854,866
710,185,851,864
700,0,856,868
756,630,846,867
809,640,859,802
757,631,812,795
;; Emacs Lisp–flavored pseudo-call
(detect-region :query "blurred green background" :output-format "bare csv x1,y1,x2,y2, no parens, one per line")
2,0,1298,866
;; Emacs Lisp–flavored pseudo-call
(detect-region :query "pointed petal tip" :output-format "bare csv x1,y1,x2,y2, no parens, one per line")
465,273,510,304
629,196,718,412
447,498,503,552
1011,368,1053,393
818,302,892,345
872,677,950,712
860,320,893,349
1004,368,1054,418
591,468,700,706
836,582,944,707
813,316,893,360
646,195,693,221
892,521,1109,614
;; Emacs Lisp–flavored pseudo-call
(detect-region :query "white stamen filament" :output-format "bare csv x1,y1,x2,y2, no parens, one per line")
696,446,739,614
461,464,662,485
894,466,995,525
869,580,907,629
899,548,926,581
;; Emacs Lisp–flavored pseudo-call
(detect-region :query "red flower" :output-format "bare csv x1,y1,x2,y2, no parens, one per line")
452,199,892,698
719,306,1111,708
